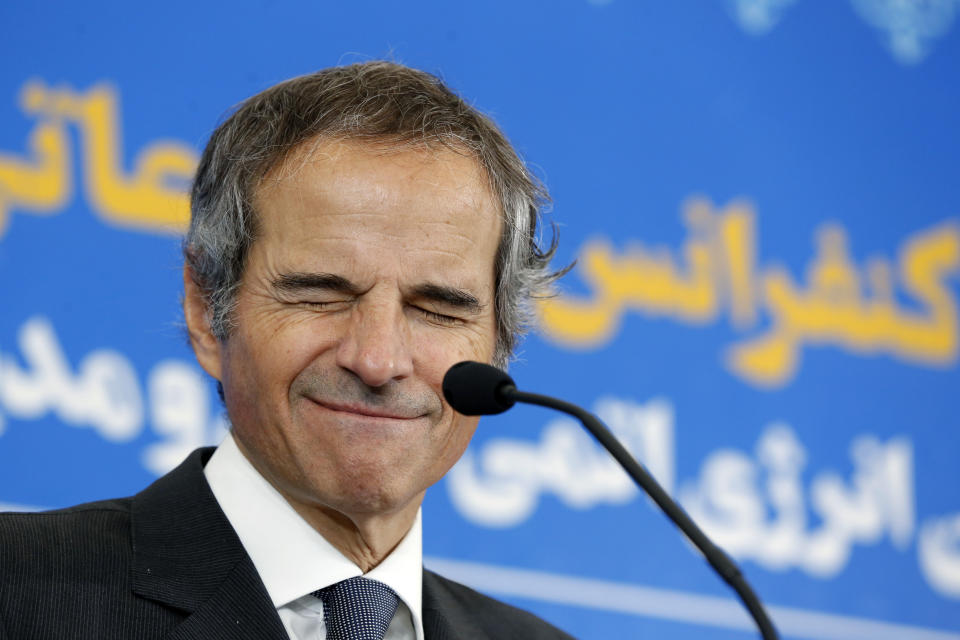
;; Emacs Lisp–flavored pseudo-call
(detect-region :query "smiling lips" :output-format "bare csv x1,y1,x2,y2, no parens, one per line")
307,397,428,421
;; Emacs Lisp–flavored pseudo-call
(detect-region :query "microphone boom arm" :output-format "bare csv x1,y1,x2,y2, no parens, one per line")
500,384,780,640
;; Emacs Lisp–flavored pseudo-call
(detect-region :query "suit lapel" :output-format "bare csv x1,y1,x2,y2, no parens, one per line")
161,559,287,640
422,608,453,640
422,570,487,640
422,578,454,640
130,448,288,640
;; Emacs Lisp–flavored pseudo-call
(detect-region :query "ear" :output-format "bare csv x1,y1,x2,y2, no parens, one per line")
183,264,224,381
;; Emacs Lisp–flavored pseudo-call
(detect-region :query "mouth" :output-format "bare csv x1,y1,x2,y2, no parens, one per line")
306,397,427,421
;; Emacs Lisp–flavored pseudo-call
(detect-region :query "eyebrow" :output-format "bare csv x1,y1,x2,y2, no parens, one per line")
412,283,484,314
272,272,359,295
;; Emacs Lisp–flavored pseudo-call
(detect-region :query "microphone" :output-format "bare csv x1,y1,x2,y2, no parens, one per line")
441,361,517,415
442,361,780,640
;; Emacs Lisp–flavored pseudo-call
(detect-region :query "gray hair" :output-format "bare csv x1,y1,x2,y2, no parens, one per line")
185,61,562,368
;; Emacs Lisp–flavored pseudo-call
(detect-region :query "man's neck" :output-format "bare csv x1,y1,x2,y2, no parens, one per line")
280,490,422,573
232,435,423,573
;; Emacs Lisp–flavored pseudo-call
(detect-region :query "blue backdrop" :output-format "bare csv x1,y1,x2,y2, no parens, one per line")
2,1,959,638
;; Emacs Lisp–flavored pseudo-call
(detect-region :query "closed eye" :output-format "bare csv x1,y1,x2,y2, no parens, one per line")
417,307,462,325
296,300,350,312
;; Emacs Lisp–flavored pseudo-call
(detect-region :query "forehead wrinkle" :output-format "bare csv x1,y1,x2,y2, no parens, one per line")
414,246,481,262
419,216,497,231
446,226,496,244
301,213,494,246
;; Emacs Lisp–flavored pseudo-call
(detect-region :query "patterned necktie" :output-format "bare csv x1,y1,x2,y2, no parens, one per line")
312,576,400,640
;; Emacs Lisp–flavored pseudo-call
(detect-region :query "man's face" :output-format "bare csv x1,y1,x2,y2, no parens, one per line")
207,139,500,522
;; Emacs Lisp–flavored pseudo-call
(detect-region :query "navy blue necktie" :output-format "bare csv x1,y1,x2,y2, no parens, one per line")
313,576,399,640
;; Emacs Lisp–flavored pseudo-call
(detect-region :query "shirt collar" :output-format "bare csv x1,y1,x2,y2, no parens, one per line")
203,432,424,638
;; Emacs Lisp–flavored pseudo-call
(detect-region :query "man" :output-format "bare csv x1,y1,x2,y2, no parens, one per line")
0,62,573,639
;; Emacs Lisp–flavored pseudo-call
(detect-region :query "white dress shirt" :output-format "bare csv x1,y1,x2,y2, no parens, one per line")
204,432,424,640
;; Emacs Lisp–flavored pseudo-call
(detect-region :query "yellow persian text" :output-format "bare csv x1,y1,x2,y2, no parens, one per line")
0,80,197,236
539,198,959,387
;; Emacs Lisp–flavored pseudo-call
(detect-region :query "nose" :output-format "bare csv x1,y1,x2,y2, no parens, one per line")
335,299,414,387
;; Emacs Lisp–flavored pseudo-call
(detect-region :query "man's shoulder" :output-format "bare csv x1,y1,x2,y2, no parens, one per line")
0,497,135,563
0,447,216,545
1,496,133,517
0,499,137,620
0,495,194,640
423,569,575,639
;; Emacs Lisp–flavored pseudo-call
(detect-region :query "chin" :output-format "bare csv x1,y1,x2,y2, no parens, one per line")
314,462,426,518
324,485,419,520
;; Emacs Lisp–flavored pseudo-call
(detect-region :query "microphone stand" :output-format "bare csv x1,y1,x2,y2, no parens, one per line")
501,385,780,640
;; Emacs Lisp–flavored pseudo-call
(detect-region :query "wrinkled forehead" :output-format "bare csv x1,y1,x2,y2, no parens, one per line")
252,136,500,236
250,137,503,262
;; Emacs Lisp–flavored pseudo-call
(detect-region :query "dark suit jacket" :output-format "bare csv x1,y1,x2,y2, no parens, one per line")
0,448,573,639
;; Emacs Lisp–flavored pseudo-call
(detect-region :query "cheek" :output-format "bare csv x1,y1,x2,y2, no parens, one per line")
417,317,498,364
413,332,493,402
412,333,487,459
450,413,480,450
430,412,480,481
227,313,331,404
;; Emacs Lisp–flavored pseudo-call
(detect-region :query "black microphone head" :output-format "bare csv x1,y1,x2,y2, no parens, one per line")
442,361,517,416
